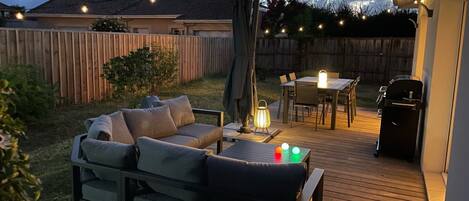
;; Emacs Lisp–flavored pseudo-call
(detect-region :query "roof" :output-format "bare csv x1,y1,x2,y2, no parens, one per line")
28,0,233,20
0,2,14,11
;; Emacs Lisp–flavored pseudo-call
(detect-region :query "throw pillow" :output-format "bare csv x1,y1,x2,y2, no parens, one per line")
108,111,134,144
140,95,160,108
87,115,112,141
157,95,195,128
122,106,177,140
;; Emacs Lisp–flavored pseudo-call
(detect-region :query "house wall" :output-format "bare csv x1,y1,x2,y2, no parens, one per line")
411,0,467,200
30,17,232,36
446,4,469,199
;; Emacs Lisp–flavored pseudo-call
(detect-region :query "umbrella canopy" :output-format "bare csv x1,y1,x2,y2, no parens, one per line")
223,0,260,130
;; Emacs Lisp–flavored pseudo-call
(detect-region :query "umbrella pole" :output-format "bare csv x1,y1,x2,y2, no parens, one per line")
239,116,252,133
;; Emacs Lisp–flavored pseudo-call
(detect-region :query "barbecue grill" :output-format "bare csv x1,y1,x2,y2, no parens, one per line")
375,75,423,160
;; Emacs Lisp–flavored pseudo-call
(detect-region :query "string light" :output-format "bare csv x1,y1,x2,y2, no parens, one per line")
318,24,324,30
413,0,418,4
150,0,156,3
298,26,304,32
15,12,24,20
264,29,270,34
339,20,345,26
361,15,367,20
387,8,392,13
81,4,89,13
281,28,286,33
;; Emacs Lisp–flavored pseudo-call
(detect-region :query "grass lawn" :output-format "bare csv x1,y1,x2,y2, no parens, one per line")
23,75,378,200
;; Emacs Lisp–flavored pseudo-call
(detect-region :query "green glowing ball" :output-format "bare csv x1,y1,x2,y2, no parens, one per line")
292,147,300,154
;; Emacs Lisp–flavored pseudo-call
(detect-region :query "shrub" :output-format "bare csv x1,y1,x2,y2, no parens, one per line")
102,45,178,98
91,18,129,32
0,79,42,201
0,64,57,121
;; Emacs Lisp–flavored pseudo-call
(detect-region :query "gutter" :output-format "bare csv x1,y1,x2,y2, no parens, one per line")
25,13,181,19
174,19,232,24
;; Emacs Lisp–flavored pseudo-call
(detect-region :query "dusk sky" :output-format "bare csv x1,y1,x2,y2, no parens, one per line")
0,0,394,11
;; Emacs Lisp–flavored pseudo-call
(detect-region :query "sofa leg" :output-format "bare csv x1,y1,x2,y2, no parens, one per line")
217,139,223,154
72,166,82,201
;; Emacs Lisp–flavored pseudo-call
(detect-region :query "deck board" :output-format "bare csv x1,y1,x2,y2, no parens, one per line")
266,102,427,201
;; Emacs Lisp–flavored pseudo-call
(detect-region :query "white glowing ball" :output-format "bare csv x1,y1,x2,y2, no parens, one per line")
281,143,289,150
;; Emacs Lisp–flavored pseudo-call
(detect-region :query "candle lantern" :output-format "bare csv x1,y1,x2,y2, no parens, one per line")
318,69,328,88
254,100,271,134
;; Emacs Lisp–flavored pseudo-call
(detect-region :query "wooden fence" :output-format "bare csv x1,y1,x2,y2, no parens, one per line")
0,28,233,104
0,28,415,104
256,38,415,83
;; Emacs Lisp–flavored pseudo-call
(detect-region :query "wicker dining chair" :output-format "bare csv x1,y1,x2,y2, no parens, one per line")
289,72,297,81
291,81,325,130
328,72,340,79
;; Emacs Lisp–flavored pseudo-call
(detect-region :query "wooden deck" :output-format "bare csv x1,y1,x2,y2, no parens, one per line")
266,102,427,201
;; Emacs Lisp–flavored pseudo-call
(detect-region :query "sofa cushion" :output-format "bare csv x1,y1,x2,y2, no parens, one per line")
81,138,137,181
82,179,116,201
84,112,134,144
176,123,222,148
158,135,200,148
87,115,112,140
140,95,160,108
207,155,306,201
137,137,208,201
157,96,195,128
108,111,134,144
122,106,177,140
134,193,182,201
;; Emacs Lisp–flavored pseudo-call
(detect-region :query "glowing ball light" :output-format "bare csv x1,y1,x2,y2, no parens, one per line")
292,147,301,155
281,143,289,150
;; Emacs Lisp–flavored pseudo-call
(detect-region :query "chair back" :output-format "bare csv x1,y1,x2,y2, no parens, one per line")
289,72,297,81
328,72,340,79
294,81,320,106
280,75,288,84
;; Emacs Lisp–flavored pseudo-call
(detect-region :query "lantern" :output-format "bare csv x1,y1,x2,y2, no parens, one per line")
318,69,328,88
254,100,271,133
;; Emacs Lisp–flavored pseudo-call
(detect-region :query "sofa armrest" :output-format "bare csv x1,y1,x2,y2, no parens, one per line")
297,168,324,201
192,108,224,127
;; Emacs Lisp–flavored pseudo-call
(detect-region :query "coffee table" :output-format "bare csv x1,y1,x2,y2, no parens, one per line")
220,141,311,173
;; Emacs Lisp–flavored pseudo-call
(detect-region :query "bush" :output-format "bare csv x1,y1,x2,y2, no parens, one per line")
91,18,129,32
102,45,178,98
0,79,42,201
0,65,57,121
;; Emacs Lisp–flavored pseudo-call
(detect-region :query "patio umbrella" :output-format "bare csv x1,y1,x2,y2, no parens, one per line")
223,0,260,133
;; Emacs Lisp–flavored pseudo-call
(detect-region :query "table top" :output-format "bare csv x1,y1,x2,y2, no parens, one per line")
220,141,311,164
281,76,354,91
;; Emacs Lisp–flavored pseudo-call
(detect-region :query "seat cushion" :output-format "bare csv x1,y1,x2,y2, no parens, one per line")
207,155,306,201
176,123,222,148
122,106,178,140
82,180,116,201
158,135,200,148
157,96,195,128
87,115,112,140
134,193,182,201
137,137,208,201
81,138,137,181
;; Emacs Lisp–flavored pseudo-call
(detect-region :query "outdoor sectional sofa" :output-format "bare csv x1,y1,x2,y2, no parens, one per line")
71,95,324,201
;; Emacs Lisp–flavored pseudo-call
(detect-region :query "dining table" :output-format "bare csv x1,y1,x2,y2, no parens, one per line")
280,76,354,130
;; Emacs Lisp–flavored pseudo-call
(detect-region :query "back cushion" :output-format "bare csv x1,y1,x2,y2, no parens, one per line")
137,137,208,201
122,106,177,140
81,138,137,181
87,115,112,141
207,155,306,201
157,96,195,128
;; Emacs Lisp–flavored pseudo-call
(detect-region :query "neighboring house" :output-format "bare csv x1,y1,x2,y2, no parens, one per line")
26,0,233,37
0,2,15,18
395,0,469,200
